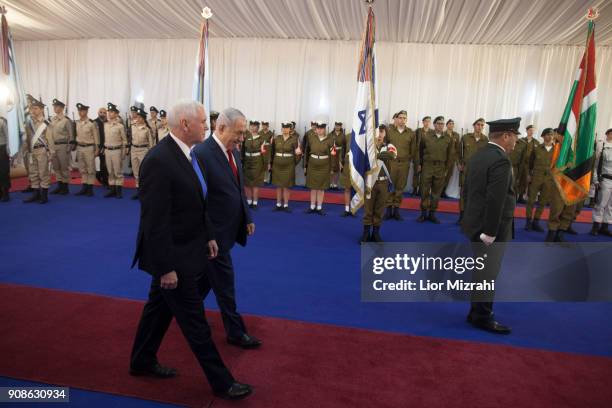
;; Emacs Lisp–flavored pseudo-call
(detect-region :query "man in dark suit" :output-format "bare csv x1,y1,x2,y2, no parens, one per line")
130,101,252,400
193,107,262,349
461,118,521,335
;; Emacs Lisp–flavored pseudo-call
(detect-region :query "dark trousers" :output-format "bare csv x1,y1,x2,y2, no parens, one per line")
204,252,247,339
130,265,234,392
0,145,10,189
468,217,513,321
96,153,109,186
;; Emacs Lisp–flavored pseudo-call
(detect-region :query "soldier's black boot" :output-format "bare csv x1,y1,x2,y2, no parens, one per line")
85,184,94,197
360,225,371,243
599,223,612,237
39,188,48,204
531,219,544,232
50,183,62,195
59,182,70,195
23,189,41,203
545,230,556,242
590,222,601,236
455,211,463,225
75,184,88,196
428,211,440,224
416,210,427,223
383,207,393,220
517,196,526,204
525,218,532,231
115,186,123,199
371,226,383,242
555,230,566,242
131,188,139,200
104,186,116,198
392,207,403,221
22,185,34,193
0,187,9,202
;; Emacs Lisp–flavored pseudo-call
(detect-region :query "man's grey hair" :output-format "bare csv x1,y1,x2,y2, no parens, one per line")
216,107,245,129
167,99,205,129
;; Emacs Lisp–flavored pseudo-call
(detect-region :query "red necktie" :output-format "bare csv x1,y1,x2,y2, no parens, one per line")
227,149,239,181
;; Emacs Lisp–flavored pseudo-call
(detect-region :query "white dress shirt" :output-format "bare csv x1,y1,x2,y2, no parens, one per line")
169,132,192,162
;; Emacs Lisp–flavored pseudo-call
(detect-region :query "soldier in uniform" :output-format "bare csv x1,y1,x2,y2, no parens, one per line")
208,111,219,139
157,110,169,141
413,116,434,195
23,96,54,204
271,121,301,211
103,103,128,199
304,121,333,214
329,122,346,190
590,128,612,237
259,121,274,183
94,107,109,187
340,127,353,216
384,110,415,221
442,119,460,197
361,125,394,243
148,106,162,145
242,121,267,208
0,114,9,202
458,118,488,224
130,107,155,200
417,116,454,223
545,129,577,242
48,99,74,195
511,125,540,203
525,128,555,232
74,103,100,197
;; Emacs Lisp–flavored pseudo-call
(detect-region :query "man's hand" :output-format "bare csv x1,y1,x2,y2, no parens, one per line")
160,271,178,290
247,223,255,235
207,240,219,259
458,163,464,172
479,233,496,246
417,165,422,172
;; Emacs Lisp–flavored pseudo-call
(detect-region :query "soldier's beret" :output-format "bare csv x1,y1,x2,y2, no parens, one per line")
486,117,521,135
434,116,444,123
422,116,431,121
249,120,260,126
107,103,119,113
446,119,454,125
541,128,554,137
310,121,317,126
149,106,158,113
526,125,534,130
605,128,612,135
52,98,65,107
76,103,90,110
159,110,167,118
130,106,138,112
334,122,343,126
261,121,269,126
473,118,485,126
281,122,292,128
397,110,407,116
210,111,219,119
136,108,147,119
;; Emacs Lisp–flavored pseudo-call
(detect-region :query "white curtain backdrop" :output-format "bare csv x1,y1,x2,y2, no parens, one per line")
14,38,612,191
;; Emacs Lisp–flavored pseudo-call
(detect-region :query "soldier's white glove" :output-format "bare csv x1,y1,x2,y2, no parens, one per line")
479,233,496,246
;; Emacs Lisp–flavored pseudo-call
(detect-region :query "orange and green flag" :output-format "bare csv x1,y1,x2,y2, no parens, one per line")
552,18,597,205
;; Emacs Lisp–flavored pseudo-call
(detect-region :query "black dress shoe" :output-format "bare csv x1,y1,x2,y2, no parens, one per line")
283,206,292,213
305,208,316,214
467,316,511,334
129,363,178,378
227,333,262,349
215,382,252,400
315,209,326,216
273,205,283,211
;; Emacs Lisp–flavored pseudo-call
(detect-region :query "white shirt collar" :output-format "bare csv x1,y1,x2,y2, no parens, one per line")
169,132,192,162
212,132,231,161
488,141,506,153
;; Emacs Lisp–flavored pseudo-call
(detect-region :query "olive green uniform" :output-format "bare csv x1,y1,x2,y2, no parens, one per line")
548,187,577,231
48,115,75,184
459,133,489,210
526,144,554,221
340,132,352,189
271,134,300,188
329,130,346,173
242,132,269,187
418,132,454,211
444,130,460,188
363,147,393,227
130,124,154,188
75,119,100,185
519,138,540,198
147,117,161,145
385,125,416,207
27,118,54,189
305,133,333,190
104,119,128,187
413,127,434,191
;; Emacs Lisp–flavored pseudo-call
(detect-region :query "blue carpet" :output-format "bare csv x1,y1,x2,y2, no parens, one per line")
0,376,182,408
1,185,611,357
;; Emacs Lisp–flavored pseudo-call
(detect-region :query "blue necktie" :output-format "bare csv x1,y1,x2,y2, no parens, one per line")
190,149,207,199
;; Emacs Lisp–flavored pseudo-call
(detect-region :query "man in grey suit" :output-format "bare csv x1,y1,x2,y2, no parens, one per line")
461,118,520,334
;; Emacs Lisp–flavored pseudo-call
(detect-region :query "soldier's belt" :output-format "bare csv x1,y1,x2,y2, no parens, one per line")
132,144,149,148
245,152,261,157
310,154,329,159
54,140,69,145
105,145,123,150
32,144,46,150
275,153,293,157
602,174,612,181
77,143,95,147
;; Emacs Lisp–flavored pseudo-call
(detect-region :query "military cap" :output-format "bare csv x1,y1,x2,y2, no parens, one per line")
76,103,90,111
159,109,167,118
446,119,454,125
473,118,485,126
261,121,269,126
396,110,407,116
149,106,159,113
605,128,612,136
291,121,296,129
310,121,317,126
486,117,521,135
130,106,138,112
281,121,293,128
392,112,398,119
52,98,65,107
315,121,327,128
107,103,119,113
334,122,343,127
433,116,444,124
541,128,554,137
249,120,260,126
422,116,431,121
210,111,219,120
136,107,147,119
526,124,534,130
29,96,45,108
